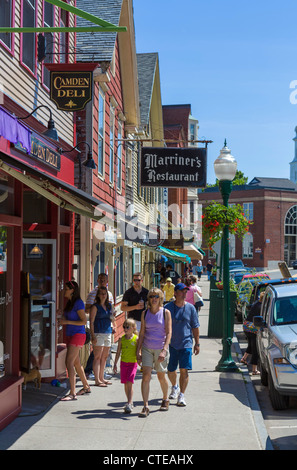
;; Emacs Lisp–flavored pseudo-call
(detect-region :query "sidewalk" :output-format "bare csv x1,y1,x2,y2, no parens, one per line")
0,277,273,451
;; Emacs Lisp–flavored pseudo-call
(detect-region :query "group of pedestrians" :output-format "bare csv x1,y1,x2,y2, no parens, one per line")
58,270,201,417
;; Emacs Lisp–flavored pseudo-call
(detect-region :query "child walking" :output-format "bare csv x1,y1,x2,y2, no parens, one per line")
114,319,138,414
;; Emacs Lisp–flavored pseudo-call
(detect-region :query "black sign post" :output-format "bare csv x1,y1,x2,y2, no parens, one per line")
141,147,207,188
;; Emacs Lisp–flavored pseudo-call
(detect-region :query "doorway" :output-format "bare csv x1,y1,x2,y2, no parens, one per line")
22,239,56,377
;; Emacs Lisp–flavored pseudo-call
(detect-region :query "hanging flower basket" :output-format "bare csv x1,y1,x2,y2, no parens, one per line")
202,201,252,249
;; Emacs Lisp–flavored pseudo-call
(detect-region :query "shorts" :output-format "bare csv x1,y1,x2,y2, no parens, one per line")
93,333,112,347
141,347,169,373
120,361,138,384
66,333,86,348
168,346,192,371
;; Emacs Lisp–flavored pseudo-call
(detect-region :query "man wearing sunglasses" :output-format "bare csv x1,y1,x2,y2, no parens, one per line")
121,273,149,332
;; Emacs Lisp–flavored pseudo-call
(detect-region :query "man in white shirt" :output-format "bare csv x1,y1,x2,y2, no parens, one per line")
86,273,114,312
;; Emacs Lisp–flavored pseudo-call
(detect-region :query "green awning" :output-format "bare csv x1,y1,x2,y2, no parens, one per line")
157,246,191,264
193,243,206,256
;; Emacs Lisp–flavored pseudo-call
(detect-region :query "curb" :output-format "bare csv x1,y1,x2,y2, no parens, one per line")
233,334,274,450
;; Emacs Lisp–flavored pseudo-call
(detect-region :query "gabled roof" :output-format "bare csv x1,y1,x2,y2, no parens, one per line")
249,177,297,191
136,53,158,126
75,0,123,62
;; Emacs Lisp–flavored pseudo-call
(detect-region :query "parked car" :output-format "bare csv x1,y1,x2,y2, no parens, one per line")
236,273,270,322
245,277,297,322
254,283,297,410
292,260,297,269
230,268,251,285
229,260,245,270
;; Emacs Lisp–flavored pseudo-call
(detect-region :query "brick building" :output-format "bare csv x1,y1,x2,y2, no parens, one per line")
199,177,297,269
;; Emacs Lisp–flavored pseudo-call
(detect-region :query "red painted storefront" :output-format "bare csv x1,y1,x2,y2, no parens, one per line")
0,97,77,430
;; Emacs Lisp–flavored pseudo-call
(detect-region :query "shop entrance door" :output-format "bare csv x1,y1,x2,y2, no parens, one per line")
22,239,56,377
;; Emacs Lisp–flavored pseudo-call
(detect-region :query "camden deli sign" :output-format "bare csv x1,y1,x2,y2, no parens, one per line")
141,147,207,188
50,71,93,111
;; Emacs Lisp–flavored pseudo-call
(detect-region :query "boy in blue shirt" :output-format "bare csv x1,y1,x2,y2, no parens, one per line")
166,283,200,406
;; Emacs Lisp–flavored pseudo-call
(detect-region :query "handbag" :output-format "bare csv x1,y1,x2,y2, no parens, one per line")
194,290,204,307
243,321,258,334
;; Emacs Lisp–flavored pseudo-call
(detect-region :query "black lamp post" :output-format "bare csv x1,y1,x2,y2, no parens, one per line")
214,140,238,372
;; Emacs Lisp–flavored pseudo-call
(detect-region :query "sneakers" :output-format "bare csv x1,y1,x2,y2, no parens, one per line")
169,385,180,399
124,403,133,414
177,393,186,407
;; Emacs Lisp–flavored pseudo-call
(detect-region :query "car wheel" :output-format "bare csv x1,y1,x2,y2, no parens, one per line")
268,371,289,410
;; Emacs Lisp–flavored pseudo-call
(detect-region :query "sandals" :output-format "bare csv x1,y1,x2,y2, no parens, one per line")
159,399,169,411
77,386,91,395
60,394,77,401
138,407,150,418
252,370,261,375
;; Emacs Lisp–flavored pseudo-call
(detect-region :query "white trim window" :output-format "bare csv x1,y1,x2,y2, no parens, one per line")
116,122,123,190
242,232,253,259
243,202,253,221
109,106,115,184
98,88,105,176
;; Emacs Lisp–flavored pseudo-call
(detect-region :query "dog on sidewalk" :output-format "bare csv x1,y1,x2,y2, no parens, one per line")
21,367,41,390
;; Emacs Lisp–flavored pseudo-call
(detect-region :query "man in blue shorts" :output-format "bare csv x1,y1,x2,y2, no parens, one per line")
166,283,200,406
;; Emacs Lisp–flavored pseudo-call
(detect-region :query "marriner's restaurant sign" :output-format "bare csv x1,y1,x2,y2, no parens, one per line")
141,147,207,188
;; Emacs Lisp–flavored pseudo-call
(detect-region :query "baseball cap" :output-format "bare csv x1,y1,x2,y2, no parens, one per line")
174,283,189,291
166,277,172,282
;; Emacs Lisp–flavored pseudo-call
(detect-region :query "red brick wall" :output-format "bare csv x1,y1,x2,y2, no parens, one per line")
199,187,297,268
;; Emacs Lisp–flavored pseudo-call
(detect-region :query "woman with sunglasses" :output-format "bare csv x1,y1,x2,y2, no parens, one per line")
59,281,90,401
90,286,116,387
137,288,172,417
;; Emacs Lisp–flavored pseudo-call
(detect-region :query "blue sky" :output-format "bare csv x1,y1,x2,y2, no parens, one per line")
133,0,297,184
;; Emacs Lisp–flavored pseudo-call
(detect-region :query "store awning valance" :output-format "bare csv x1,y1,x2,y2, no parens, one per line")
157,246,191,264
0,154,115,224
179,243,203,260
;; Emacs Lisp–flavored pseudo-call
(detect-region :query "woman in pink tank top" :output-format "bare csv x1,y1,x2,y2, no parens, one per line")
137,288,172,417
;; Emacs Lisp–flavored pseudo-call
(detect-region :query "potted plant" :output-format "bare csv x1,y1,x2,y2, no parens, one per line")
202,202,252,249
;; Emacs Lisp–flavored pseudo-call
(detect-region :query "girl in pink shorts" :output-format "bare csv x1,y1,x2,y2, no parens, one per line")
114,319,138,414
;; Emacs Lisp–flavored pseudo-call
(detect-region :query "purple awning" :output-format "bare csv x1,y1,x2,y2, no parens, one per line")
0,106,31,153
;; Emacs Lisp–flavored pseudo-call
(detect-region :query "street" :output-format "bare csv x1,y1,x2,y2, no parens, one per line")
234,267,297,451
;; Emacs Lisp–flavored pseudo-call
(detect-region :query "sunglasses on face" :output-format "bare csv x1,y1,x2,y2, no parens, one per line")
149,295,160,299
133,278,142,282
123,325,131,330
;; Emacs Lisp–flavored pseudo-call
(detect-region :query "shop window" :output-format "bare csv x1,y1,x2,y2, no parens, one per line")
59,5,69,63
23,191,48,224
0,226,13,379
0,170,14,215
116,246,123,297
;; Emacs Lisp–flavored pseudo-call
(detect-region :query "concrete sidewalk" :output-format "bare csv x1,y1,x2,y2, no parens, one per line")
0,277,273,451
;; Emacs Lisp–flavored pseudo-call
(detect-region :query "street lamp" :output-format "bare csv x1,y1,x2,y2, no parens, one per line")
214,140,238,372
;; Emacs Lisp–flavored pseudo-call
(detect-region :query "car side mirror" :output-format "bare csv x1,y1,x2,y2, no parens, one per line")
253,316,265,328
